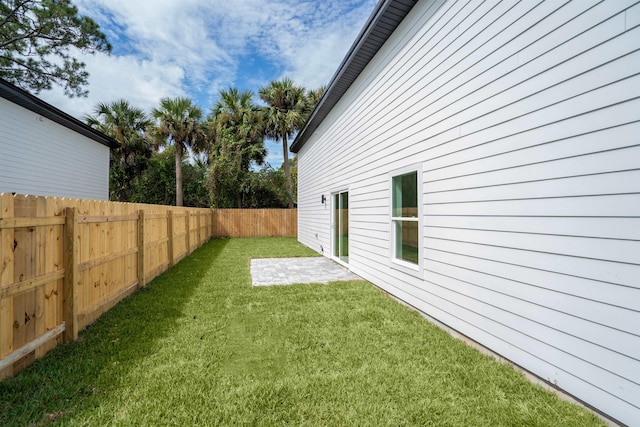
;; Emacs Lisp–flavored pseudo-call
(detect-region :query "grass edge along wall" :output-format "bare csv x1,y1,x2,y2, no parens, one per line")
0,194,296,379
292,0,640,425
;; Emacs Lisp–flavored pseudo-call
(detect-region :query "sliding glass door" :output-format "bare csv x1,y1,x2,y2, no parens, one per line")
332,191,349,264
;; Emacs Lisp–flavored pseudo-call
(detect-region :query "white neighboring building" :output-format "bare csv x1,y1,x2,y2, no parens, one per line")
0,79,118,200
292,0,640,425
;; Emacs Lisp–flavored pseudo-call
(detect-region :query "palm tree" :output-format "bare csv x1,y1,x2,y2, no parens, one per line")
211,88,266,169
306,86,325,113
85,100,152,201
259,78,308,208
210,88,266,207
151,97,206,206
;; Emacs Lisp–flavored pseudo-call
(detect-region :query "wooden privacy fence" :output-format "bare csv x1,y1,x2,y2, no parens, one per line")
0,194,214,379
0,195,298,379
212,208,297,238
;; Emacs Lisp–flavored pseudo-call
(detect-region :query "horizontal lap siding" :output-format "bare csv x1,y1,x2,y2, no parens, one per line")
297,0,640,424
0,99,109,200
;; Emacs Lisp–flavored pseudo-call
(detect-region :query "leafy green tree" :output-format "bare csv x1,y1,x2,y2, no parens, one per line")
0,0,111,97
287,156,298,204
134,148,176,206
184,157,212,208
132,147,210,208
85,100,152,201
241,165,288,208
151,97,207,206
209,88,266,207
210,160,293,209
259,78,308,208
208,127,244,208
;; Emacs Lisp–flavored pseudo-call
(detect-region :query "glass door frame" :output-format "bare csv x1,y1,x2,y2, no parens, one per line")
331,188,350,266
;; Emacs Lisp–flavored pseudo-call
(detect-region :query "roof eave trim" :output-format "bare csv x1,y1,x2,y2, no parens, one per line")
291,0,417,153
0,79,120,149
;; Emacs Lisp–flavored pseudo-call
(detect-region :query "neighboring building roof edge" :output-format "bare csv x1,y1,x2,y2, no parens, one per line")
0,79,120,149
290,0,419,153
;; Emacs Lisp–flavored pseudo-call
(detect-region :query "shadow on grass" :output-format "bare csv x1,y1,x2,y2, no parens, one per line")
0,239,228,425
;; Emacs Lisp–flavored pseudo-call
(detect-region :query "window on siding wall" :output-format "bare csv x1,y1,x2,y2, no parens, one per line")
391,170,420,266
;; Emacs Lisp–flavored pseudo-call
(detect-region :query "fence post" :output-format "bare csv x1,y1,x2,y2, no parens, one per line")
137,210,146,288
185,211,190,254
63,207,78,342
167,210,174,268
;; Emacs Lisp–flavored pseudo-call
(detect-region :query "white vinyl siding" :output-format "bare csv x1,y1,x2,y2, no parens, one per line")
297,0,640,424
0,98,110,200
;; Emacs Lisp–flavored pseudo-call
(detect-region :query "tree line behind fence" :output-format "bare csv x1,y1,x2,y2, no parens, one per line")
0,193,297,379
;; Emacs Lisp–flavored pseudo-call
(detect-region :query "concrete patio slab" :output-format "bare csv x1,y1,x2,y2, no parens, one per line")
251,257,362,286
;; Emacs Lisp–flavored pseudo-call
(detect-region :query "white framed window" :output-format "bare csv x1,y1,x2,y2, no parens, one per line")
331,189,349,265
390,164,422,274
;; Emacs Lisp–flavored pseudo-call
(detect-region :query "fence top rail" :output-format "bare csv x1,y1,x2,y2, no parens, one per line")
0,217,65,228
77,214,139,224
145,213,169,220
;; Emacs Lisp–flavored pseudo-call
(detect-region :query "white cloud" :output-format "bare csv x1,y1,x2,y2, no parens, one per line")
37,0,378,136
276,1,377,88
40,52,186,119
227,0,378,89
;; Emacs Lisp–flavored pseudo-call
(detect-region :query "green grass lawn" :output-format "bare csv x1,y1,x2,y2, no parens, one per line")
0,237,604,426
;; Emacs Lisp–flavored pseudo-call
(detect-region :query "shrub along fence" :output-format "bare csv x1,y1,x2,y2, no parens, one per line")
0,193,297,379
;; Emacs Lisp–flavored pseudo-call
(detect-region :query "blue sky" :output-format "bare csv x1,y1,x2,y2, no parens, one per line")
38,0,377,168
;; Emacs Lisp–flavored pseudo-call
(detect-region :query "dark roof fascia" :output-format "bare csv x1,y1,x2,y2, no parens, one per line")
0,79,120,149
290,0,418,153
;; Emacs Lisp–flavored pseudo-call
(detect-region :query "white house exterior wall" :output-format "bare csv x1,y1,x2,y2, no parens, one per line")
296,0,640,424
0,98,110,200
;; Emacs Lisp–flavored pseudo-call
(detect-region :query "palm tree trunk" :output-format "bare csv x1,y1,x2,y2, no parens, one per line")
236,148,243,208
175,143,184,206
282,134,293,208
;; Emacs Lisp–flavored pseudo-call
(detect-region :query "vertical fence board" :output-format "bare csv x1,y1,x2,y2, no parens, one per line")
107,202,115,311
167,211,174,268
10,197,24,374
185,211,190,255
63,207,78,342
138,210,145,288
54,197,66,338
0,194,15,379
33,197,46,358
25,196,38,368
95,200,103,318
78,200,88,324
127,205,135,289
111,203,118,308
42,196,61,355
146,209,153,282
12,196,31,372
196,212,200,245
